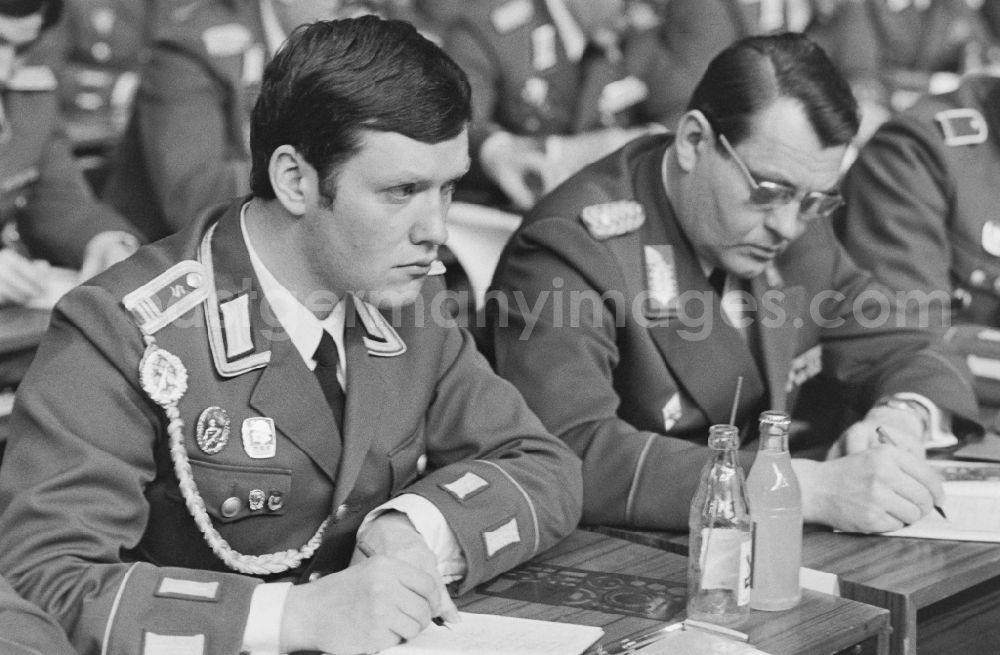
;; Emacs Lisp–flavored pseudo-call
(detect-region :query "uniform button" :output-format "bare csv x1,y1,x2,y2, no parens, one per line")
971,269,987,287
267,491,284,512
221,496,242,518
308,572,321,582
91,41,112,62
13,195,27,209
334,503,349,521
416,454,428,475
993,277,1000,295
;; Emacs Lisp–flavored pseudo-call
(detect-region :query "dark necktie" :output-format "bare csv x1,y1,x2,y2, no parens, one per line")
313,330,345,432
709,268,727,296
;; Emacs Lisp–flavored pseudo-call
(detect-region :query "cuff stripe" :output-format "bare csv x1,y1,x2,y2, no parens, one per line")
626,433,657,523
102,563,140,655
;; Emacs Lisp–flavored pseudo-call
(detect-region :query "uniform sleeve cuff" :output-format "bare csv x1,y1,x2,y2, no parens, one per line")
358,494,468,583
241,582,292,655
891,392,958,448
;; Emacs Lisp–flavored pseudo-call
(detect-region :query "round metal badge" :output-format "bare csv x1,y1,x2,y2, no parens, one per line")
195,406,231,454
139,344,188,408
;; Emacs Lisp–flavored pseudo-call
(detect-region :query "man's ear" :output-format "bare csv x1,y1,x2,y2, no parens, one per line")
269,144,310,216
674,110,713,173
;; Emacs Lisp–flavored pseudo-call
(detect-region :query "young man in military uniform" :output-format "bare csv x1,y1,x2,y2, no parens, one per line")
441,0,669,210
102,0,389,242
481,33,981,535
0,17,582,655
840,74,1000,419
0,0,140,306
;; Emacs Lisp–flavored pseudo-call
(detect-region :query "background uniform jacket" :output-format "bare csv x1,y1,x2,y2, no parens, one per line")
0,199,582,655
482,134,979,531
103,1,265,240
841,74,1000,409
442,0,667,205
0,56,137,268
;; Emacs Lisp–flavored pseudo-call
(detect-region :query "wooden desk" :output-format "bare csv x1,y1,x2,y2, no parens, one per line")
592,526,1000,655
459,530,889,655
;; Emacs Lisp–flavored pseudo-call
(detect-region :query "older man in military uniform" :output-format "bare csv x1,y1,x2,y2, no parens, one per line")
840,74,1000,415
441,0,670,210
481,33,980,535
0,18,581,655
0,0,140,306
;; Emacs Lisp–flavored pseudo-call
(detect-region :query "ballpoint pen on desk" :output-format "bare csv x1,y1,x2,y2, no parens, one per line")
876,426,949,520
594,625,674,655
355,540,451,629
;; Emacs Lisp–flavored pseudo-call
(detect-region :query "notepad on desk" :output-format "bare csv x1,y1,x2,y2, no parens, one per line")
379,612,604,655
883,461,1000,542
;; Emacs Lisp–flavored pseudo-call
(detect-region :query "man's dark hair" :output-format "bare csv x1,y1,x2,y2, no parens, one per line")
249,16,472,200
688,32,859,148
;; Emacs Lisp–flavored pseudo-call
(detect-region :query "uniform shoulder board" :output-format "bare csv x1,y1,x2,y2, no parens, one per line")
122,260,208,336
353,298,407,357
491,0,534,34
580,200,645,240
201,23,253,58
7,65,57,92
935,108,988,146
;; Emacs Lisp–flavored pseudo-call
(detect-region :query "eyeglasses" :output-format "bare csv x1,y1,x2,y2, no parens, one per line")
718,133,844,221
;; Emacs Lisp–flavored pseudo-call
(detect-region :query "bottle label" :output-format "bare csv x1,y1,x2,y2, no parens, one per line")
698,527,752,605
739,534,752,606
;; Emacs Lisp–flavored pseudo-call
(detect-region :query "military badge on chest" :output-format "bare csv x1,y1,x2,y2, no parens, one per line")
195,406,230,454
242,417,277,459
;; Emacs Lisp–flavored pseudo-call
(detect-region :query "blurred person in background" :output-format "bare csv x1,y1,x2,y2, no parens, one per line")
0,0,139,307
441,0,669,211
840,73,1000,422
102,0,395,242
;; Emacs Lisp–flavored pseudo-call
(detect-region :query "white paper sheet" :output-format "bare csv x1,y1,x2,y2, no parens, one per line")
884,477,1000,542
379,612,604,655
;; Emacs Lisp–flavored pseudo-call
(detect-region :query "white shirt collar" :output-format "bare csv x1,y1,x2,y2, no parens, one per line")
544,0,587,62
240,204,346,383
259,0,289,57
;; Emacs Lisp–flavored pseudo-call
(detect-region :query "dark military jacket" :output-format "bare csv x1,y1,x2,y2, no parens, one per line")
0,54,137,268
482,134,979,531
0,199,582,654
103,0,265,241
442,0,667,204
841,74,1000,406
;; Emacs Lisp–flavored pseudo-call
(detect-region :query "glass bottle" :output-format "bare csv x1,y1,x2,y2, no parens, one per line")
746,410,802,611
687,424,752,625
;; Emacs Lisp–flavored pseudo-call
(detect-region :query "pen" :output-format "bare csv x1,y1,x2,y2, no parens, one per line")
356,540,450,629
876,426,948,520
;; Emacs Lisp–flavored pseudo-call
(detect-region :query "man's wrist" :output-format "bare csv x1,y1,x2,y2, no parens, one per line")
873,396,931,441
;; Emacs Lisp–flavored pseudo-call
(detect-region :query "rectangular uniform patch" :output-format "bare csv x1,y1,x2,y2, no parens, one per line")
440,472,489,501
155,578,220,602
483,517,521,558
219,293,254,360
142,632,205,655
